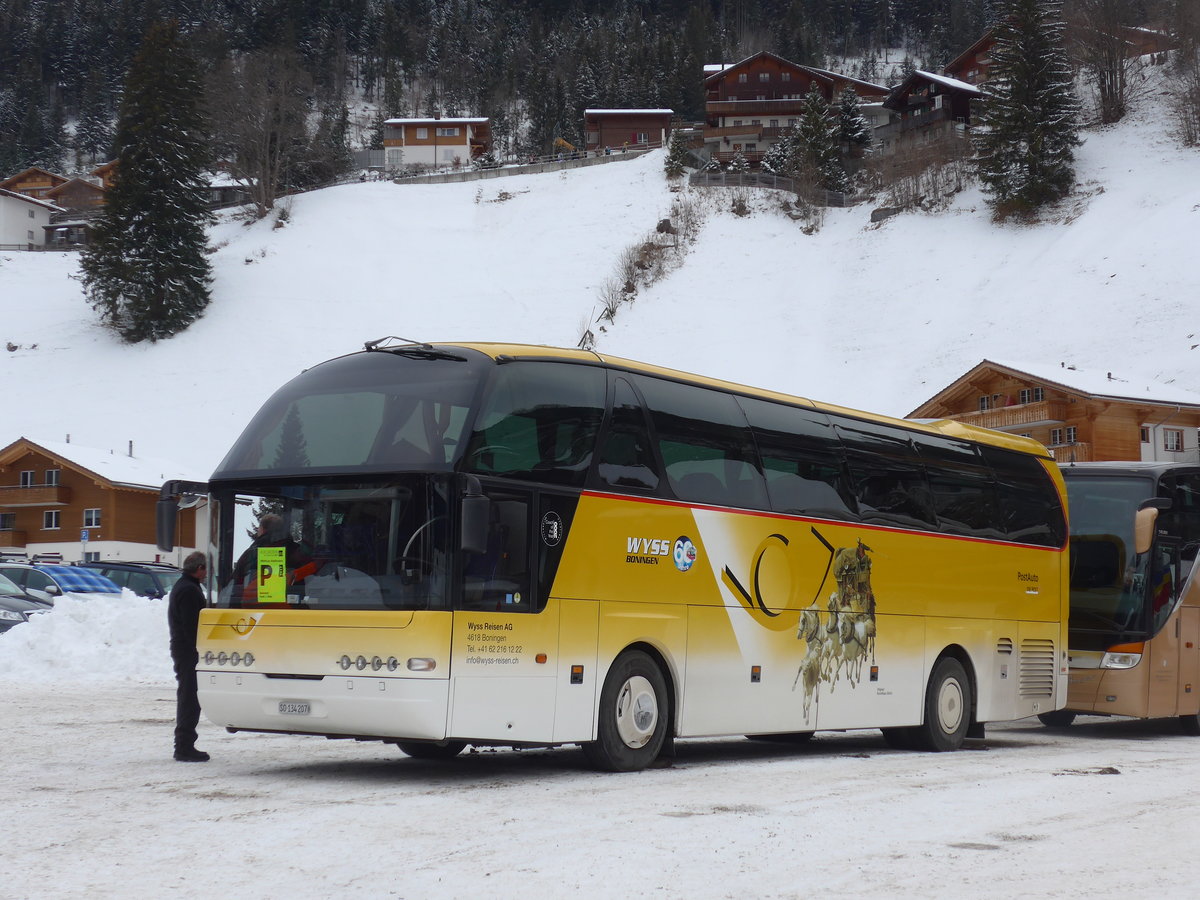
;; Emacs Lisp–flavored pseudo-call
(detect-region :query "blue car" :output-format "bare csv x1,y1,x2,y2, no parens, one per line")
0,563,121,603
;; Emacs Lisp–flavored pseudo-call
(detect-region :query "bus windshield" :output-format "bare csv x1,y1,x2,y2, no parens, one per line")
212,476,452,611
1064,474,1160,645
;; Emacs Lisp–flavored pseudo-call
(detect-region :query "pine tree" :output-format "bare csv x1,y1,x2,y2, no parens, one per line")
837,86,873,152
74,71,115,166
727,150,751,173
796,88,849,193
974,0,1081,215
761,123,801,175
664,127,690,178
80,20,213,343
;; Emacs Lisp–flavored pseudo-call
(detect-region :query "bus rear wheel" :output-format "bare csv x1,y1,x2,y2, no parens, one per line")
396,740,467,760
583,650,669,772
910,657,971,752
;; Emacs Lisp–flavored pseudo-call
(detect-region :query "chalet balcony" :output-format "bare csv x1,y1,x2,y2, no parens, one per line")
942,399,1069,432
0,484,71,507
0,529,27,547
1050,443,1092,463
874,107,965,141
706,99,807,117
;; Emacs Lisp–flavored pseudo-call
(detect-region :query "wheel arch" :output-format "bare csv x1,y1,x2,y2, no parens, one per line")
930,643,979,726
614,640,678,737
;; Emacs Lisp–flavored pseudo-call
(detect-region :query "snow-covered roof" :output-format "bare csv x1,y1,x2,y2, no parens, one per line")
384,117,488,125
703,64,731,73
912,69,983,95
0,188,62,213
584,109,673,116
5,437,207,489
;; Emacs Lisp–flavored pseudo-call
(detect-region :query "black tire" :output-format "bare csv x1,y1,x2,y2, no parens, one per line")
910,657,972,752
583,650,669,772
1038,709,1078,728
1180,714,1200,736
745,732,814,744
396,740,467,760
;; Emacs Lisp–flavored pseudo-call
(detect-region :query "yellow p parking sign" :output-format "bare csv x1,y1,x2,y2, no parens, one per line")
256,547,287,603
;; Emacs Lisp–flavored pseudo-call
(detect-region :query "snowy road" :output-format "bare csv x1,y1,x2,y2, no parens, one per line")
5,682,1197,898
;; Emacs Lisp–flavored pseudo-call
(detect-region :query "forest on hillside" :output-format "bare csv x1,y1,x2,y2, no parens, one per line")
0,1,1193,177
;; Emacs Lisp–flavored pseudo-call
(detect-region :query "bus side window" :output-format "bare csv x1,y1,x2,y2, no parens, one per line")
834,419,937,530
635,375,767,511
595,378,660,492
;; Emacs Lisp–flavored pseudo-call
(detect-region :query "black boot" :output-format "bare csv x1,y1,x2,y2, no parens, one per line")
174,747,210,762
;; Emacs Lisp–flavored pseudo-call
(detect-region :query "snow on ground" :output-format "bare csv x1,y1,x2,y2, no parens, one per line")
3,64,1200,898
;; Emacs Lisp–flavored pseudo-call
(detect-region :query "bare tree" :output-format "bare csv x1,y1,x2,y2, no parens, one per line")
1167,0,1200,144
208,48,314,218
1065,0,1145,123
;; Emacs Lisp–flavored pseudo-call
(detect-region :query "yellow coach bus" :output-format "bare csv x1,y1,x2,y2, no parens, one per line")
1039,462,1200,734
159,340,1069,771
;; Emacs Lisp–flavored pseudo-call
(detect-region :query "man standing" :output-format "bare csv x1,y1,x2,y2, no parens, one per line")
168,550,209,762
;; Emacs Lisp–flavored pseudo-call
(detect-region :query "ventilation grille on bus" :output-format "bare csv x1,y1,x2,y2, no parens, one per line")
1020,639,1056,698
996,637,1014,655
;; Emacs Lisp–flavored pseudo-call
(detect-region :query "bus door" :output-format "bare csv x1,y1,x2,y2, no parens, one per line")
449,488,589,743
1145,541,1184,716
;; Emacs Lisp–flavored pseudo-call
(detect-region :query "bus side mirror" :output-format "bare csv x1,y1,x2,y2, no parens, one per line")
157,497,179,552
1134,498,1172,555
460,476,491,555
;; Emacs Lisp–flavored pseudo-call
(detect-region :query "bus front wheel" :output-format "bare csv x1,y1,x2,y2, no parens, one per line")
583,650,669,772
911,657,971,752
396,740,467,760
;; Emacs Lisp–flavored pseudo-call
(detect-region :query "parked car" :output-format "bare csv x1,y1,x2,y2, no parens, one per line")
75,561,182,599
0,573,53,632
0,563,121,602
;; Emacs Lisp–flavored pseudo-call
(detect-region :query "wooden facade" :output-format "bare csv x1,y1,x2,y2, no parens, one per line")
876,70,982,157
91,160,118,190
908,361,1200,464
45,177,107,212
943,31,995,85
583,109,674,153
703,51,887,167
0,167,69,199
382,118,491,169
0,438,198,562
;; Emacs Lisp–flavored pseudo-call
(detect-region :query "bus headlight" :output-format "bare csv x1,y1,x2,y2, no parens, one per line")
1101,643,1144,669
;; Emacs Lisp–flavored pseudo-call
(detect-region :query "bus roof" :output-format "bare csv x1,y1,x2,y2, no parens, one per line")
430,342,1055,460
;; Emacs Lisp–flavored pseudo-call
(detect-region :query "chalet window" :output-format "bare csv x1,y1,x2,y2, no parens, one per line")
756,95,766,101
728,95,737,101
27,230,34,241
745,143,757,151
1065,426,1077,443
759,72,770,82
28,209,35,218
0,513,15,530
636,132,648,143
978,396,991,411
19,470,34,487
738,73,747,83
45,469,60,485
751,119,761,125
435,127,459,137
1140,427,1150,443
83,551,100,563
1050,428,1064,446
416,127,428,139
1018,387,1044,404
770,119,779,128
43,510,60,530
1164,429,1184,452
733,120,742,126
83,508,102,527
782,73,791,82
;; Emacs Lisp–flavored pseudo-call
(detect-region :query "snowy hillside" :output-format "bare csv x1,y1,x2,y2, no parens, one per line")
2,76,1198,480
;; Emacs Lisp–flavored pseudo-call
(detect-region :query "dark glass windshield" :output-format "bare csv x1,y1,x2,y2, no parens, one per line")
214,350,488,477
212,476,451,611
1063,473,1159,646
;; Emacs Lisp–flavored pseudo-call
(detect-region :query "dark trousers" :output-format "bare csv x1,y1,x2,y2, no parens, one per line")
173,654,201,751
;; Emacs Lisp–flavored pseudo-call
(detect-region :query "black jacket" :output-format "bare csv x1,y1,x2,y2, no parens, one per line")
167,572,206,663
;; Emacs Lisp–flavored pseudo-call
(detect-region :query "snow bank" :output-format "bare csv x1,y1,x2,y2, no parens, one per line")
0,591,173,684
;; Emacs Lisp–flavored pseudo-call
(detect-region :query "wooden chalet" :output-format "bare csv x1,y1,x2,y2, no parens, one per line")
0,437,203,564
91,160,119,190
382,117,491,170
943,30,995,85
908,361,1200,464
0,166,69,200
583,109,674,153
45,177,106,212
876,70,982,157
703,51,888,167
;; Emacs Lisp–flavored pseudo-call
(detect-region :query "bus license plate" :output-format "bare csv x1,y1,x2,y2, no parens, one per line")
278,701,311,716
